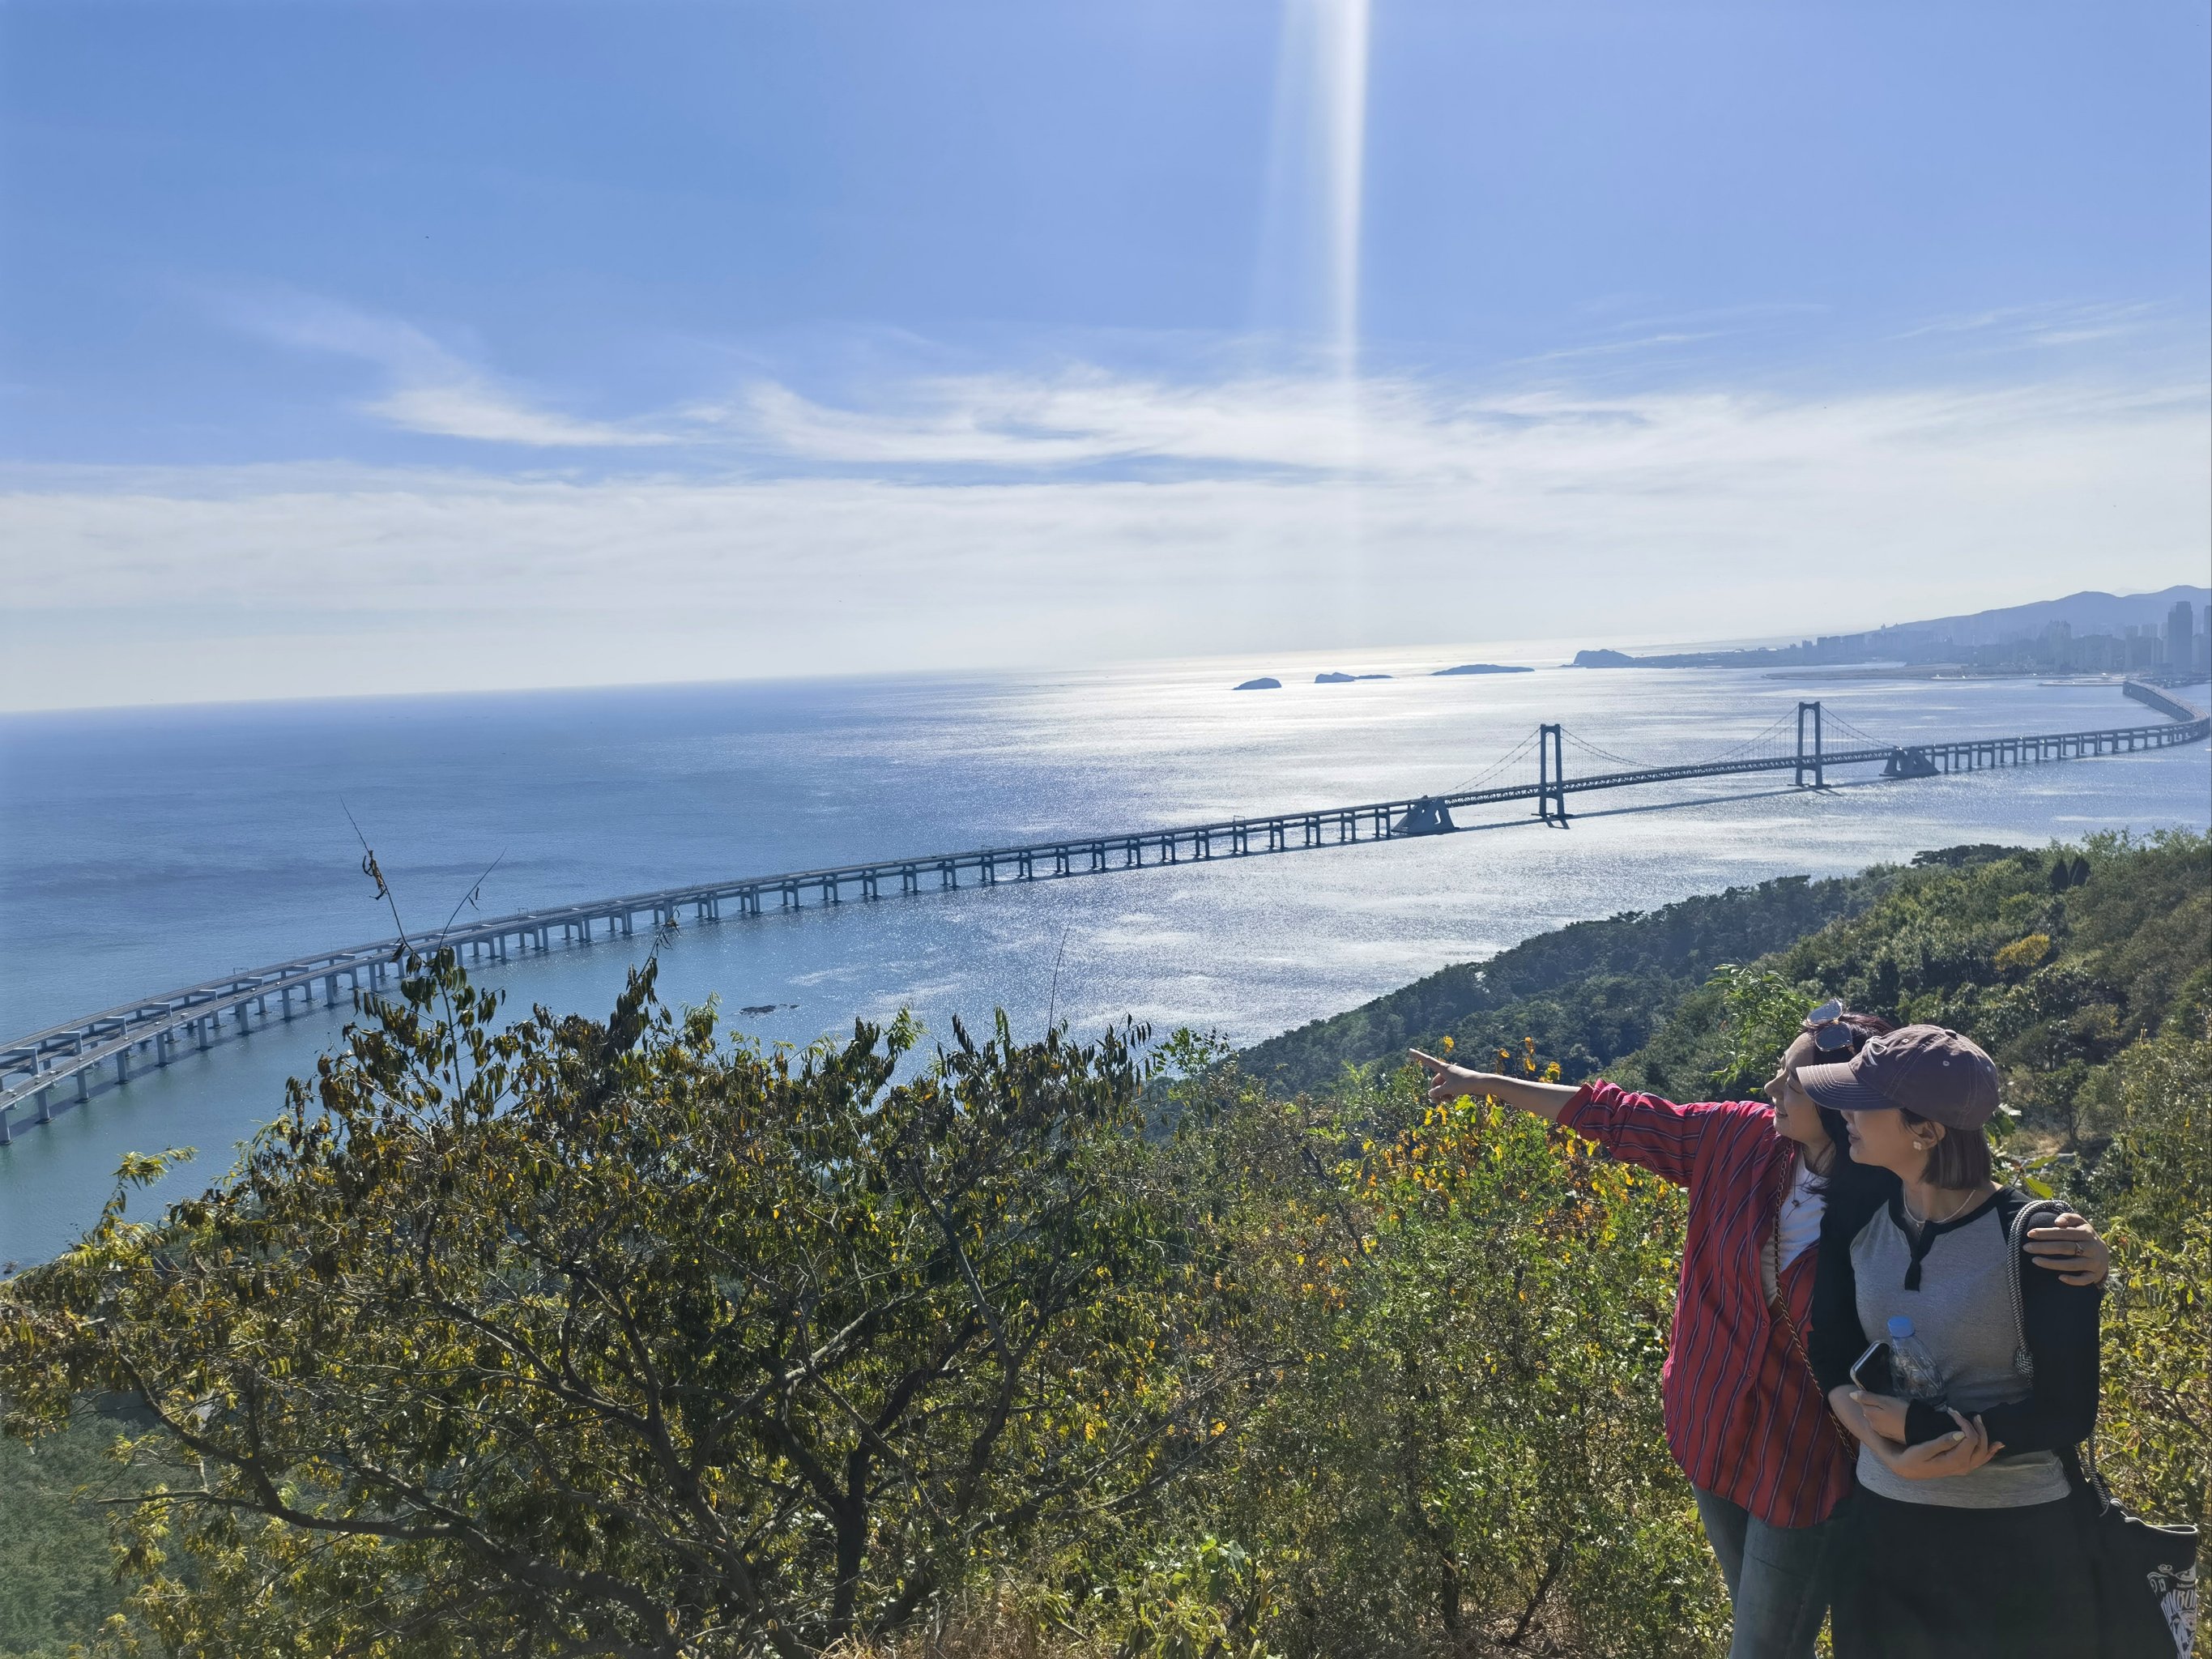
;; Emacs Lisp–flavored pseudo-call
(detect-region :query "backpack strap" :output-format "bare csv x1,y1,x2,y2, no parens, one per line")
2004,1196,2065,1382
2005,1197,2123,1512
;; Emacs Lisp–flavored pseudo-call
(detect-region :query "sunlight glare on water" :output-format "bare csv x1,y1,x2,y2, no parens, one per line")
2,645,2206,1264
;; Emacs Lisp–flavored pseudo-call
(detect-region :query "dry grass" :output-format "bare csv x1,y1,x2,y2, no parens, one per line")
824,1589,1104,1659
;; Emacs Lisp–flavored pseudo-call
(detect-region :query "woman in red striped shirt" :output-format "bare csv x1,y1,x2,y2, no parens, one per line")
1412,1004,2108,1659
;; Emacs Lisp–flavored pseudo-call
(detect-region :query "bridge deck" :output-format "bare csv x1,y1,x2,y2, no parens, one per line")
2,691,2204,1141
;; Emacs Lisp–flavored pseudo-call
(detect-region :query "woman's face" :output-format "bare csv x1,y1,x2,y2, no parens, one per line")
1840,1104,1934,1179
1763,1033,1831,1149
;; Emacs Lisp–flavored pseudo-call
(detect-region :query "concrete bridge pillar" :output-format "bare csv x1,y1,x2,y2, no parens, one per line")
1537,724,1571,824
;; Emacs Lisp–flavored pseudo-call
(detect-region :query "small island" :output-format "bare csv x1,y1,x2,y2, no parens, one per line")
1315,671,1392,683
1233,676,1282,690
1432,663,1533,676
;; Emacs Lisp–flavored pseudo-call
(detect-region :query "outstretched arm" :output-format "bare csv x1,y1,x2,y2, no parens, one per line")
1409,1051,1578,1120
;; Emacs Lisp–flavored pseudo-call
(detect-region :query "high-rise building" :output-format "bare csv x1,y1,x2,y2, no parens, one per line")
2168,601,2197,671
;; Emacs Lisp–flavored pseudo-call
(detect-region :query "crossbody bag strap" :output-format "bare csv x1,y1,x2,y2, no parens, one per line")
2004,1196,2111,1506
1768,1154,1856,1454
2003,1196,2062,1381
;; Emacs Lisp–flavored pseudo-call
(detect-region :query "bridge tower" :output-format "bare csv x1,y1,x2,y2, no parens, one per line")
1796,701,1825,788
1537,723,1569,825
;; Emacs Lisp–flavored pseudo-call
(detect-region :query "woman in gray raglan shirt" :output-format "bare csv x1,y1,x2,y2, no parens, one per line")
1802,1024,2100,1659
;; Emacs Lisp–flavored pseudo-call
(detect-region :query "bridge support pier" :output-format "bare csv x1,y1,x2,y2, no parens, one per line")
1537,724,1570,825
1796,702,1825,788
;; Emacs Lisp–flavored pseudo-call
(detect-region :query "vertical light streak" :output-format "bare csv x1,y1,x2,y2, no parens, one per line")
1317,0,1370,379
1255,0,1373,370
1252,0,1375,642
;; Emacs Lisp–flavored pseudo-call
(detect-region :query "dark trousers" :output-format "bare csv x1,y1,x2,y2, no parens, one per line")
1693,1487,1844,1659
1833,1486,2097,1659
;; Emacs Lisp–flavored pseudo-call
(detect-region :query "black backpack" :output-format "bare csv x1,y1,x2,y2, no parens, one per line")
2006,1198,2199,1659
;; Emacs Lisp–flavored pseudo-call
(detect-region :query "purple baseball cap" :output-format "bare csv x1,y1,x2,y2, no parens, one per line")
1796,1023,2001,1129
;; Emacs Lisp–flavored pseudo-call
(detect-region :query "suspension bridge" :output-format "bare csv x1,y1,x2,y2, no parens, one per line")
2,682,2206,1144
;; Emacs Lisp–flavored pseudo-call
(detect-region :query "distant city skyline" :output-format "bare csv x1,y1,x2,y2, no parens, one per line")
2,2,2206,710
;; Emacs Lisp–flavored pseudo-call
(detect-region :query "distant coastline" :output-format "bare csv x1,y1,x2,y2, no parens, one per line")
1568,583,2209,680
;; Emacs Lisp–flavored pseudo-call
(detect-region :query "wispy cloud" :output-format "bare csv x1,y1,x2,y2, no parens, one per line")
722,367,2202,493
1889,300,2161,348
5,355,2204,708
230,294,671,448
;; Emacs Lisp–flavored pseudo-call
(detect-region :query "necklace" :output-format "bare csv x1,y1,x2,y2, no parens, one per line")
1904,1183,1988,1230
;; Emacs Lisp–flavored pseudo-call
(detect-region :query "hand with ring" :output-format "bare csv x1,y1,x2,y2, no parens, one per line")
2023,1212,2112,1287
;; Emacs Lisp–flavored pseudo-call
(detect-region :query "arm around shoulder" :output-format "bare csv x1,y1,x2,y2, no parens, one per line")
1808,1207,1870,1395
1976,1235,2103,1454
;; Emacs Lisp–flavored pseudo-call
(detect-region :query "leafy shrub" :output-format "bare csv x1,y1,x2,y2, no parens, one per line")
0,953,1235,1658
6,831,2205,1657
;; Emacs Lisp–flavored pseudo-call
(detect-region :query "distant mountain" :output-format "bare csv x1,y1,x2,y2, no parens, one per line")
1886,586,2210,648
1571,585,2210,672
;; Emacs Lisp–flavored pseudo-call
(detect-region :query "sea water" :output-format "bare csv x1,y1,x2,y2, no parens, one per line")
3,647,2206,1265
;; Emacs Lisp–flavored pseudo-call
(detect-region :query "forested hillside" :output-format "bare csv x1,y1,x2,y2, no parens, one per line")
2,832,2205,1658
1242,856,1945,1094
1239,871,1889,1093
1622,832,2211,1137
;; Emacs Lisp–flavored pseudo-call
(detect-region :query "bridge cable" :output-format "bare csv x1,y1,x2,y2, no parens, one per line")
1822,711,1897,750
1679,710,1804,768
1442,728,1541,796
1560,728,1656,771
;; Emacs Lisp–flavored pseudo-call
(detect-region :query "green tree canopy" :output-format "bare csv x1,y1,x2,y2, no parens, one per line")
0,954,1238,1658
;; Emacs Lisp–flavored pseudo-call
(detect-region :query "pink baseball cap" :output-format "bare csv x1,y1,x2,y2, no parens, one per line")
1796,1023,2001,1128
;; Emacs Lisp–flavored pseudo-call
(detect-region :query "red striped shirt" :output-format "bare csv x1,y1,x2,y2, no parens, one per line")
1558,1080,1855,1529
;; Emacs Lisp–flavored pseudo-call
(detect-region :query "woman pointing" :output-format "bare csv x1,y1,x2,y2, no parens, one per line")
1410,1003,2108,1659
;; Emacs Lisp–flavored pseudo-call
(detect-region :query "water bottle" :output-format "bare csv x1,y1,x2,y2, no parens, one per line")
1886,1315,1945,1403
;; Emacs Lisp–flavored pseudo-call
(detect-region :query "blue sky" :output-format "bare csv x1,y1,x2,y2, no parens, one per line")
2,1,2206,708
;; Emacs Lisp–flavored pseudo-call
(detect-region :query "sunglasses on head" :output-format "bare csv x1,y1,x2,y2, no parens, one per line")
1801,998,1855,1055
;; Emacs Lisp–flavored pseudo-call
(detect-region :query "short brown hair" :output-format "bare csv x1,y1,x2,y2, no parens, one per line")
1900,1108,1993,1189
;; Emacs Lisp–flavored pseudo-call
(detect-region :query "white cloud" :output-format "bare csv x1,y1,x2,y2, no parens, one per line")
228,293,671,448
727,368,2205,492
362,382,667,448
2,361,2205,709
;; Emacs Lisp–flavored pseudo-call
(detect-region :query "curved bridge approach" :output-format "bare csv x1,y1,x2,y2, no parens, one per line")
3,684,2206,1142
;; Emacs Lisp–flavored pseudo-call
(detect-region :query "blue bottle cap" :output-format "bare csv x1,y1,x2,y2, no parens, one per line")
1886,1315,1916,1340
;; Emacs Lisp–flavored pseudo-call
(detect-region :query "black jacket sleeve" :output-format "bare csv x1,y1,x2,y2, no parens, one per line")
1901,1193,2103,1450
1808,1201,1873,1395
